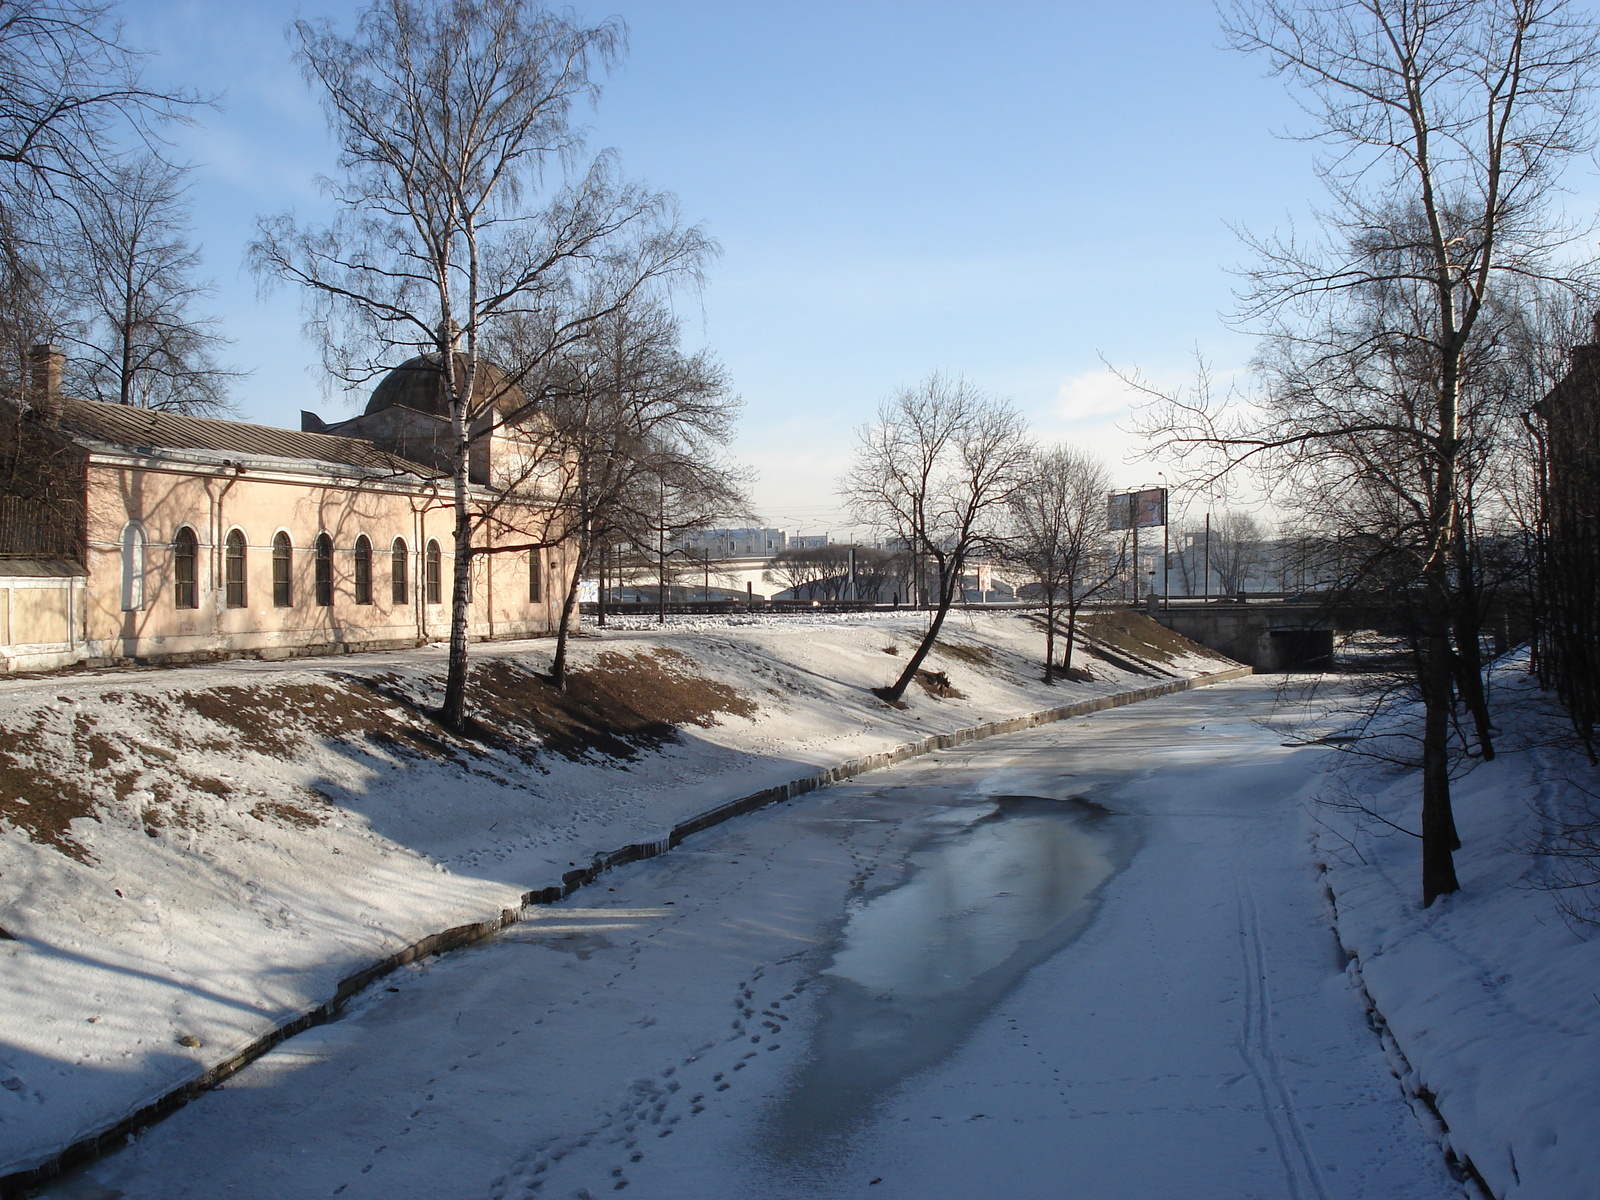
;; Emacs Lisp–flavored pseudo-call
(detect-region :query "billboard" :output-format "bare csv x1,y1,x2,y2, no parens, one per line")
1108,487,1167,530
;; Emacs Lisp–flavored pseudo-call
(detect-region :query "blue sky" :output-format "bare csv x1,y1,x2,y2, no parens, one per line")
114,1,1383,533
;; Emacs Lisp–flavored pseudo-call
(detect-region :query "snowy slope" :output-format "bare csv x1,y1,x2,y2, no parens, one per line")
1312,662,1600,1200
0,609,1234,1182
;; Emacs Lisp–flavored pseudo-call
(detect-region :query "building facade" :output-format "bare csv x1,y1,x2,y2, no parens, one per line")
0,347,573,672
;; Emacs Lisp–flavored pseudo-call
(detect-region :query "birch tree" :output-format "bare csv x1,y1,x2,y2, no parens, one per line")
252,0,711,728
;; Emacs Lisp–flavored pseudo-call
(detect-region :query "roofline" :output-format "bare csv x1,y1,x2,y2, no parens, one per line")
80,442,446,487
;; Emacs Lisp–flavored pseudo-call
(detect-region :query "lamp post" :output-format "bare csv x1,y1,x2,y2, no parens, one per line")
1157,472,1169,610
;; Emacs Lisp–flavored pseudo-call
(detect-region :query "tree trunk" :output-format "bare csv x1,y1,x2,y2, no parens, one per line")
120,263,135,406
1420,618,1461,906
1450,526,1494,760
549,538,589,691
881,554,958,702
1043,592,1056,684
1042,591,1057,684
1419,333,1463,904
440,401,474,731
1062,602,1080,672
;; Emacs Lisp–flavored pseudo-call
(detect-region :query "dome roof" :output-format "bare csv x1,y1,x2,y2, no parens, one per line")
365,353,527,419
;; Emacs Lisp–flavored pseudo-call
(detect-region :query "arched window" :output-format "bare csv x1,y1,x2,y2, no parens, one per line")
173,527,198,609
425,539,442,605
272,532,293,607
120,522,146,612
354,534,373,605
392,538,409,605
528,549,542,604
224,529,247,608
315,533,334,607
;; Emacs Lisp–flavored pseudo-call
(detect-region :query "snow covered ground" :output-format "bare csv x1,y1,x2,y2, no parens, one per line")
44,678,1461,1200
1310,662,1600,1200
0,608,1232,1186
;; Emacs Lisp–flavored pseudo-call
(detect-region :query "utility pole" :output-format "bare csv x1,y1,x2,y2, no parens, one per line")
1203,513,1211,604
657,478,666,626
1158,476,1169,610
1131,522,1140,604
1162,520,1170,610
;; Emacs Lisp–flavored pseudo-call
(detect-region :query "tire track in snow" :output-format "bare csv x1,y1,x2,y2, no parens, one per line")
1234,879,1331,1200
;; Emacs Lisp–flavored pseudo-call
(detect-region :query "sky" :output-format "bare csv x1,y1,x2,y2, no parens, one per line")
109,1,1404,536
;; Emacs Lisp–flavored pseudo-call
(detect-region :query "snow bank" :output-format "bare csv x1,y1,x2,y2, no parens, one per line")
0,608,1234,1184
1312,663,1600,1200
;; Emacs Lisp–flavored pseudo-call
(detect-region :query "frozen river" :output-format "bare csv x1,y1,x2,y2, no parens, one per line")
54,678,1462,1200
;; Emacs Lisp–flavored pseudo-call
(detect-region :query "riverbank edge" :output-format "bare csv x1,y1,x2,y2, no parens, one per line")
1319,877,1494,1199
3,663,1252,1197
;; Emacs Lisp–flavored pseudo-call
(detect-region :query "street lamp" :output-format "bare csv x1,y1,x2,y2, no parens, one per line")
1157,472,1169,610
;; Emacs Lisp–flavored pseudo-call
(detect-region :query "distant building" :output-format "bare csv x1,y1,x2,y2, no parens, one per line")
675,527,789,558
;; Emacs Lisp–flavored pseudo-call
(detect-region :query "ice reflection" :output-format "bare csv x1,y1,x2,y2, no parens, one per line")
764,796,1137,1172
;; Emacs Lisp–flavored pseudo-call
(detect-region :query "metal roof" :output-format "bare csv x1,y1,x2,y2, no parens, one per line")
51,396,443,478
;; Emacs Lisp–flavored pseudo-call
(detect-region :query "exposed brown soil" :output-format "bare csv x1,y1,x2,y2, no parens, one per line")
249,799,327,830
1021,608,1221,680
1,646,764,862
0,722,99,862
914,669,966,700
583,649,759,726
463,649,761,762
177,683,413,758
147,649,764,771
1079,610,1203,664
934,639,997,669
74,714,122,770
1079,641,1163,677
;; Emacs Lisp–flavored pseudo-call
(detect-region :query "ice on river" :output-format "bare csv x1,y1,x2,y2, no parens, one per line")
54,680,1463,1200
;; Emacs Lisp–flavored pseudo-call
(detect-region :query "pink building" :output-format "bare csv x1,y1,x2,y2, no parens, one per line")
0,347,573,671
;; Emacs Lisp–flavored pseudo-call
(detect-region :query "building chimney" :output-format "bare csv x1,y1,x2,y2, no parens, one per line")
27,344,64,406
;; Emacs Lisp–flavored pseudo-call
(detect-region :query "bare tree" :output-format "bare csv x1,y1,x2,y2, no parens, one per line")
1140,0,1600,905
849,545,907,603
764,545,843,600
62,154,238,413
514,298,746,687
252,0,712,728
0,0,200,399
1210,509,1265,595
842,373,1030,702
1004,444,1121,680
0,0,197,202
767,542,906,602
0,232,67,400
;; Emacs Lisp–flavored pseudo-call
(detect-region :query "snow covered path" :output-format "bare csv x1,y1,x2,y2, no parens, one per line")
52,678,1462,1200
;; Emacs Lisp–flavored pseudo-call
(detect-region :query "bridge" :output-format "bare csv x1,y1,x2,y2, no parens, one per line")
1145,596,1340,672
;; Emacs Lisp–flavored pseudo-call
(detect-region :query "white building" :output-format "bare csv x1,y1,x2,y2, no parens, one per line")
675,527,789,558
